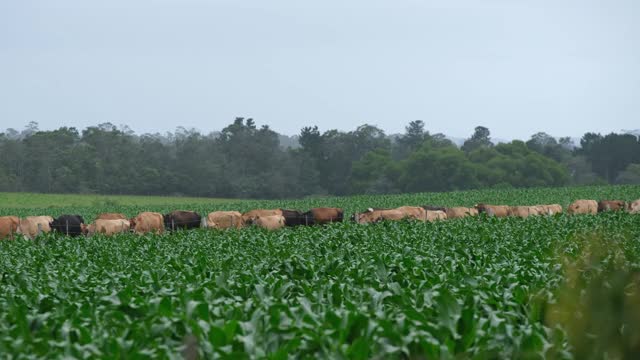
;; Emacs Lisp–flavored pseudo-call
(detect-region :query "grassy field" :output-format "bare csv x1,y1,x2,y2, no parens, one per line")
1,185,640,358
0,192,236,209
1,184,640,219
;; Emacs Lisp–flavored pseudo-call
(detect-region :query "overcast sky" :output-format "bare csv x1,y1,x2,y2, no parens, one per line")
1,0,638,139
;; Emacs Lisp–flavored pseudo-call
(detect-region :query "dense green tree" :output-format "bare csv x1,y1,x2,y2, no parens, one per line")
350,148,400,194
616,164,640,184
0,120,637,198
394,120,429,159
579,133,640,183
462,126,493,153
400,141,479,193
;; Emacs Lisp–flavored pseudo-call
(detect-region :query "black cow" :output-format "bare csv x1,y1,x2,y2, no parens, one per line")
50,215,85,237
163,211,201,231
280,209,305,226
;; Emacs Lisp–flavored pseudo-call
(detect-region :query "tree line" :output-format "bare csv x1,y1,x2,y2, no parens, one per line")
0,119,639,199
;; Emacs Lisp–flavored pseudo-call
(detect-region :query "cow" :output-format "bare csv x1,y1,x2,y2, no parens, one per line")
300,207,344,225
628,199,640,214
567,200,598,215
280,209,305,227
475,204,510,217
0,216,19,240
96,213,127,220
241,209,283,224
163,211,201,230
16,216,54,239
249,215,285,230
50,215,85,237
508,206,541,218
130,212,164,234
425,210,447,222
83,219,130,236
396,206,428,221
537,204,563,215
354,208,398,224
354,208,413,224
445,207,479,219
597,200,626,212
203,211,244,229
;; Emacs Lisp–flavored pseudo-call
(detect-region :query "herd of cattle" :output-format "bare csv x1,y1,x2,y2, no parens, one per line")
0,199,639,240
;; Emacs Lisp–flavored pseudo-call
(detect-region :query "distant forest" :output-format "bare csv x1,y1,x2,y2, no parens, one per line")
1,119,639,199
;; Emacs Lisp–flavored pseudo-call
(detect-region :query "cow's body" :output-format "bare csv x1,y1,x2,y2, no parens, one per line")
242,209,283,224
204,211,244,229
445,207,478,219
0,216,19,240
163,211,201,230
302,207,344,225
475,204,510,217
251,215,285,230
567,200,598,215
395,206,428,221
508,206,541,218
85,219,130,236
597,200,626,212
537,204,563,215
17,216,54,239
130,212,164,234
280,209,305,226
425,210,447,221
50,215,85,237
628,199,640,214
354,207,419,224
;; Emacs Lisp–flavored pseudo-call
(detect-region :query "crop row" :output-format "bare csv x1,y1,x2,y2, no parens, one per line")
1,212,640,358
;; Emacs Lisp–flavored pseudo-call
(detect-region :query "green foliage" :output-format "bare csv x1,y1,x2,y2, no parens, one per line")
400,142,478,192
1,122,639,198
616,163,640,185
579,133,640,183
1,186,640,357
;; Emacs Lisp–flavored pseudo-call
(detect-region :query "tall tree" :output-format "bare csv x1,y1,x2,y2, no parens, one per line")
462,126,493,153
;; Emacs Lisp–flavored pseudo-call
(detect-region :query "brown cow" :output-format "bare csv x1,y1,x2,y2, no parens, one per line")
204,211,244,229
16,216,54,239
354,208,405,224
628,199,640,214
567,200,598,215
395,206,428,222
475,204,510,217
597,200,626,212
84,219,130,236
354,207,424,224
425,210,447,222
250,215,285,230
303,207,344,225
536,204,563,215
445,207,478,219
96,213,127,220
241,209,283,223
130,212,164,234
508,206,541,218
0,216,19,240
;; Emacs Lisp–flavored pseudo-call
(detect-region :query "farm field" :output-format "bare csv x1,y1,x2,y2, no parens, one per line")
1,185,640,358
0,192,237,209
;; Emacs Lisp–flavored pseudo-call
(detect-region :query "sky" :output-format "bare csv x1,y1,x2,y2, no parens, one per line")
1,0,639,140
